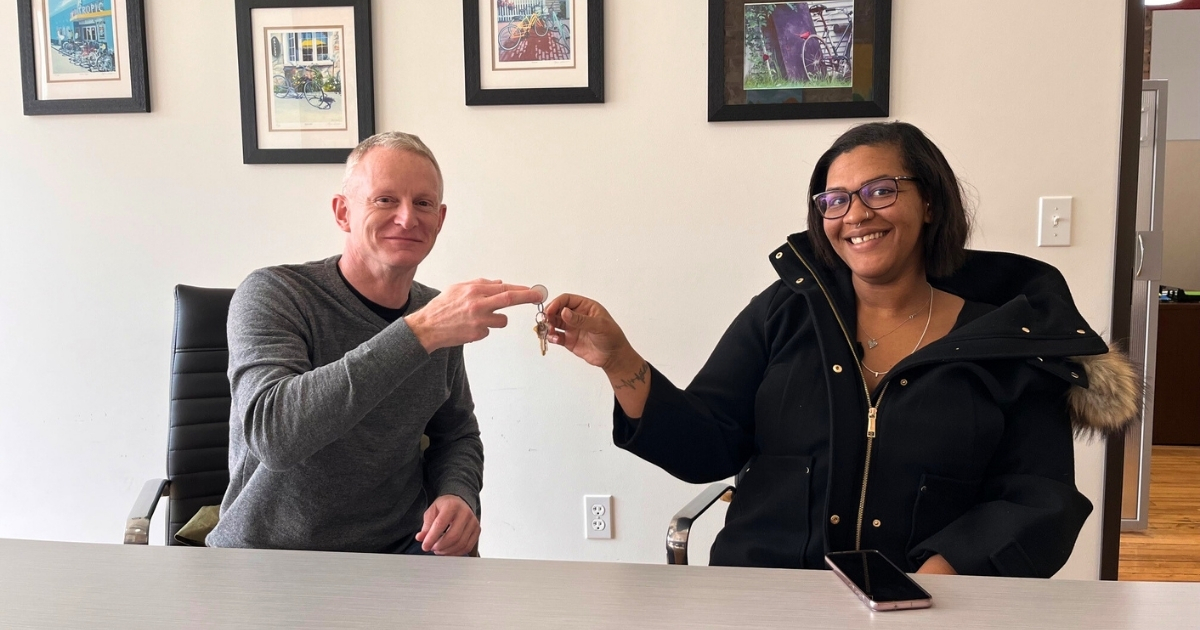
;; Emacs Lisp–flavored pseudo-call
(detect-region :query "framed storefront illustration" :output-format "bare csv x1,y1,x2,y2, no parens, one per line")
17,0,151,115
265,27,347,132
235,0,376,164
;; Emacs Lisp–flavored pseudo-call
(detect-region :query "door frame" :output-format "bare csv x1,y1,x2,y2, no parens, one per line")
1099,0,1146,581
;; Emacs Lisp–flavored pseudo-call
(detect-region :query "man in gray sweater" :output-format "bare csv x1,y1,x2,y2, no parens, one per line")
207,132,542,555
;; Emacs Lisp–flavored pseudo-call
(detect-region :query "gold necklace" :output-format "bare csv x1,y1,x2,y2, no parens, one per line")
861,283,930,349
861,284,934,378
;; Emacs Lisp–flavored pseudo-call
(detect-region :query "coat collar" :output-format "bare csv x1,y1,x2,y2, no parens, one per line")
770,232,1108,359
769,232,1137,436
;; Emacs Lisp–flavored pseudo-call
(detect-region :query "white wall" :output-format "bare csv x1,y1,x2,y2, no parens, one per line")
1161,141,1200,289
0,1,1128,579
1151,9,1200,140
1150,10,1200,289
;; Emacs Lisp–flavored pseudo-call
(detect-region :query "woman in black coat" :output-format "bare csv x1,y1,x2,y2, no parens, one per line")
543,122,1139,577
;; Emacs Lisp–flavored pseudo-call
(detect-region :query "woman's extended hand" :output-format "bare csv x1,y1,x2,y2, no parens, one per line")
544,293,651,418
543,293,635,372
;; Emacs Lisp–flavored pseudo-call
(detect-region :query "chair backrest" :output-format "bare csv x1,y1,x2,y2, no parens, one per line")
167,285,235,544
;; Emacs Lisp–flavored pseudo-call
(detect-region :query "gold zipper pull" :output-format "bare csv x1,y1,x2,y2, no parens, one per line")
867,406,877,438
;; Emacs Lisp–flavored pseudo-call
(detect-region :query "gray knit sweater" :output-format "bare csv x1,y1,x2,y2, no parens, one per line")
206,256,484,552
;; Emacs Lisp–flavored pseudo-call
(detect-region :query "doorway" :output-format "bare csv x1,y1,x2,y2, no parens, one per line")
1107,1,1200,582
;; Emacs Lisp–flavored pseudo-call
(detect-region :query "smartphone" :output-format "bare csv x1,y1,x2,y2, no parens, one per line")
825,550,933,611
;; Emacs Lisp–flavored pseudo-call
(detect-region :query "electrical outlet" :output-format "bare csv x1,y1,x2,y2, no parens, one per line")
585,495,612,539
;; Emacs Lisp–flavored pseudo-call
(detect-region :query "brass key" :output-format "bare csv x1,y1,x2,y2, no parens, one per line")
531,285,549,356
535,307,548,356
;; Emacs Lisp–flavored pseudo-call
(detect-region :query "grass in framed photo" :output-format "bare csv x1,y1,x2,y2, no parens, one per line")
16,0,150,115
709,0,890,122
464,0,603,106
235,0,375,165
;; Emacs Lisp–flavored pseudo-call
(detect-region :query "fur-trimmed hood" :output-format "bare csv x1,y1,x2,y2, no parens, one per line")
1068,345,1140,437
777,233,1143,438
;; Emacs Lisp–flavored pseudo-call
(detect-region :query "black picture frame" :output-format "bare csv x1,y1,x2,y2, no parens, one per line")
235,0,376,164
463,0,604,106
17,0,150,115
708,0,891,122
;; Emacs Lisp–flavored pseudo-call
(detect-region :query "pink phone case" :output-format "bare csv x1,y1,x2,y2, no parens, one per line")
826,554,933,611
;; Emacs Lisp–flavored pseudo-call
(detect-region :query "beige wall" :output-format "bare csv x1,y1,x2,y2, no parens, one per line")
1150,10,1200,140
1163,141,1200,289
0,1,1128,578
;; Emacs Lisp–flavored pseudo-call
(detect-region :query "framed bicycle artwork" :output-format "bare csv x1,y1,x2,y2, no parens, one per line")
16,0,150,115
463,0,604,106
234,0,375,164
708,0,891,121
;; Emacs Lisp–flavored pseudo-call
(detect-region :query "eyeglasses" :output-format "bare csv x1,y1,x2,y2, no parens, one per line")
812,176,919,219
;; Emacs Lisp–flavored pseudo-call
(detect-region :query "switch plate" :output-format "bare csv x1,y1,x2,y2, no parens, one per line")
1038,196,1072,247
584,495,612,539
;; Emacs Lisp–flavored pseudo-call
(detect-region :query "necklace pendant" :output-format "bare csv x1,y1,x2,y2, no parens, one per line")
867,339,878,349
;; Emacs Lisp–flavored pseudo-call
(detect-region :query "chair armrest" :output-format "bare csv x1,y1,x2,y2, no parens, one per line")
666,482,734,565
124,478,169,544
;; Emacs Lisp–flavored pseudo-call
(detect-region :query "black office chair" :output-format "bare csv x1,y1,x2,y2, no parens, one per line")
666,466,753,565
124,285,463,550
666,483,732,565
125,285,234,545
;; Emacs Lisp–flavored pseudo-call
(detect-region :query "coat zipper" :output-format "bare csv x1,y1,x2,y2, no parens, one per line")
854,394,885,550
786,241,889,551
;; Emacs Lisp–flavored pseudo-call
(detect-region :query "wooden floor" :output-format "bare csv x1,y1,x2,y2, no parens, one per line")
1119,446,1200,582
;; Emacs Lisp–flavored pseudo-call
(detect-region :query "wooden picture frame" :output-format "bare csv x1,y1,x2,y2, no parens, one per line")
235,0,376,164
17,0,151,115
708,0,891,122
463,0,604,106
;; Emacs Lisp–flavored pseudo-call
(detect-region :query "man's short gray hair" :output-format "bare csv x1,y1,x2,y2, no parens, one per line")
341,131,443,195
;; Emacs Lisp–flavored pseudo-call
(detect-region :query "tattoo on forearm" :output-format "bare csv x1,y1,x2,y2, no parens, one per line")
613,361,650,391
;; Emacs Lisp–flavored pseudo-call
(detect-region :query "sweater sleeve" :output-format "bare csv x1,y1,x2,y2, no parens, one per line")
227,270,433,471
907,374,1094,577
421,346,484,514
612,285,780,484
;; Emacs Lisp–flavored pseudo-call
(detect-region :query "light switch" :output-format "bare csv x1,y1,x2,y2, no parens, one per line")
1038,196,1072,247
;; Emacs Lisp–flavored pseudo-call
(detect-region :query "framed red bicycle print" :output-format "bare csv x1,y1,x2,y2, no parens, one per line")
708,0,891,121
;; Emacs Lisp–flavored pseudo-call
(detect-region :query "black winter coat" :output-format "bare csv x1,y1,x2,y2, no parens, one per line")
614,233,1137,577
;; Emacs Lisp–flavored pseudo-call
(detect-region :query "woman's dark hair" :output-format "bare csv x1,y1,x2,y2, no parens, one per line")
806,122,973,278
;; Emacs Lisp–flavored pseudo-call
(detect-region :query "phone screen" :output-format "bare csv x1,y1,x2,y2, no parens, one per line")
826,550,931,604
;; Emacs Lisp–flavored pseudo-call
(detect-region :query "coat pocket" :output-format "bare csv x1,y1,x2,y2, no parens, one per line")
906,473,980,552
990,539,1038,577
712,454,814,569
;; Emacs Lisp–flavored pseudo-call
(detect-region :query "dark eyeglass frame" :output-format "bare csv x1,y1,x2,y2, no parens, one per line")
812,176,920,219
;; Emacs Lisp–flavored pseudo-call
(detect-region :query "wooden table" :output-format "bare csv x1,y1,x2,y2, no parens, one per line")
1,538,1198,628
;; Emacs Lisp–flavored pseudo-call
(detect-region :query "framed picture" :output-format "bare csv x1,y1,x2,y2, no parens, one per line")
16,0,150,115
235,0,375,164
708,0,891,122
463,0,604,106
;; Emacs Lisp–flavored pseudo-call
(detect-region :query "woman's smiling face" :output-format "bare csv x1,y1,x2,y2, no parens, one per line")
821,144,931,285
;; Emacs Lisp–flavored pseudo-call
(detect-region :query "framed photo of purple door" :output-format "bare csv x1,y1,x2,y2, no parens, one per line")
16,0,150,115
234,0,375,164
708,0,891,121
463,0,604,105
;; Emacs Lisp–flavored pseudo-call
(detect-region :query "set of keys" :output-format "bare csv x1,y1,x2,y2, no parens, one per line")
532,284,549,356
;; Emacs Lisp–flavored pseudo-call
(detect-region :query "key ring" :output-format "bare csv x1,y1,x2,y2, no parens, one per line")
532,285,549,356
